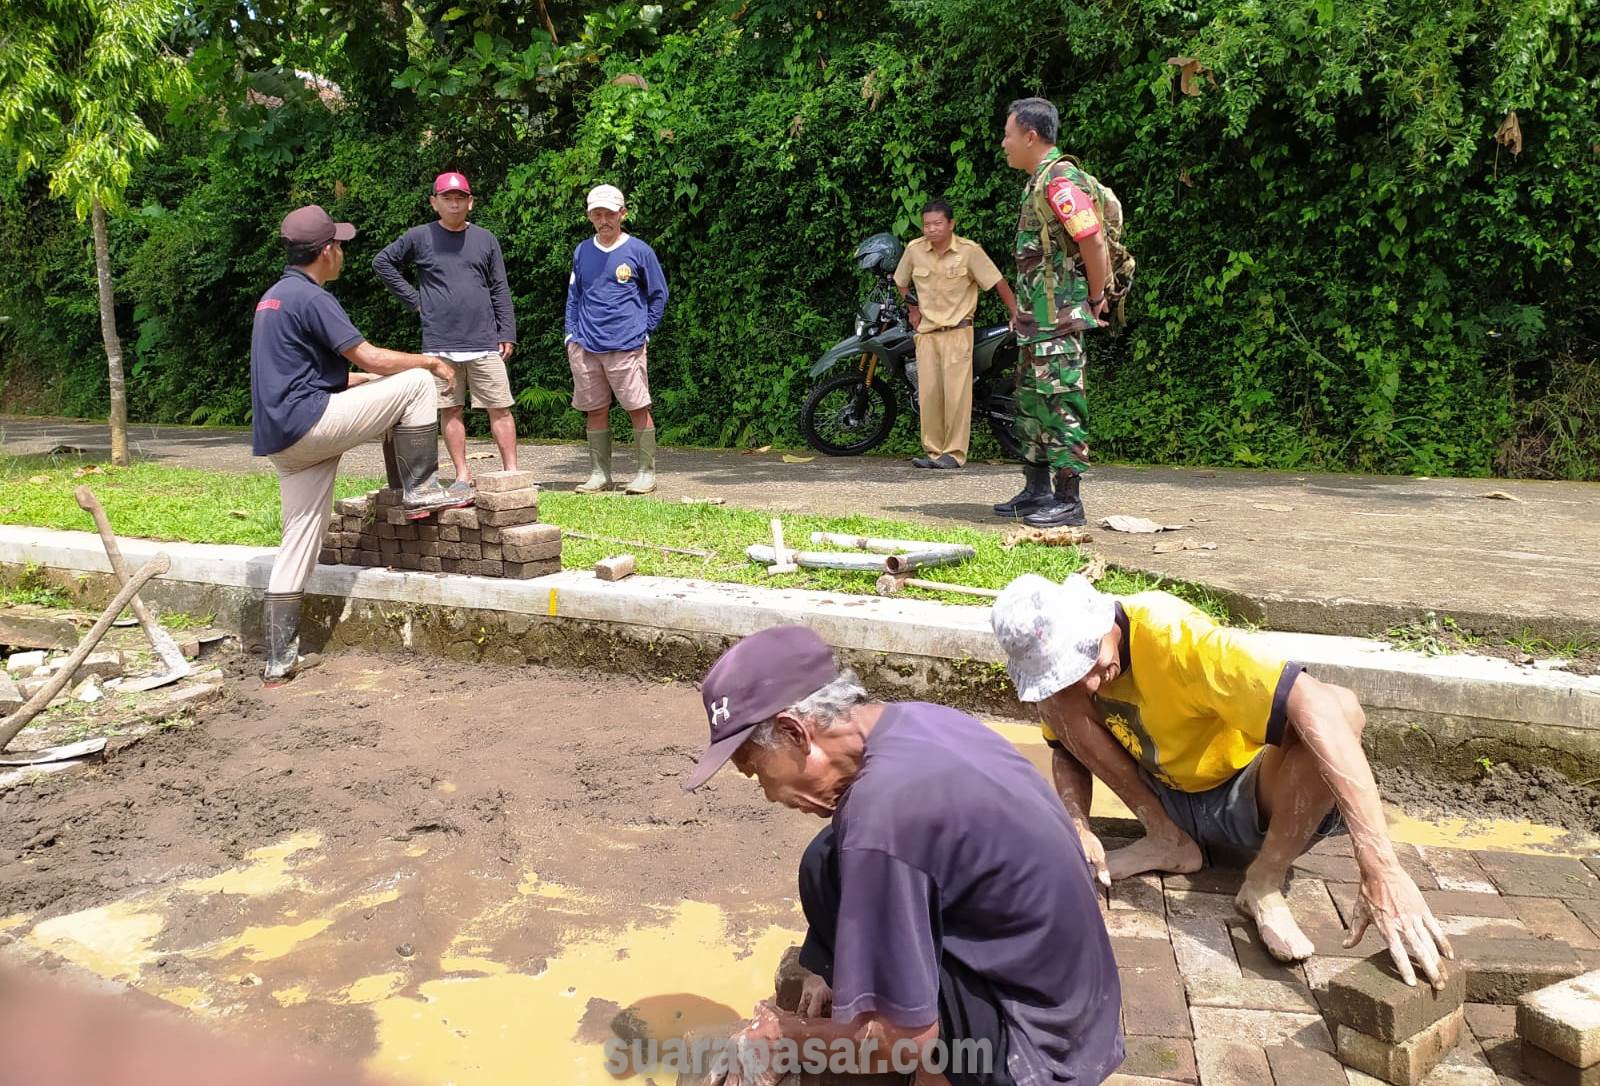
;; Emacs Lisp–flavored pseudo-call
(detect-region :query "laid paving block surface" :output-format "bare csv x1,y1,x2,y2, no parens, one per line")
1475,852,1600,900
1519,970,1600,1069
1119,1036,1198,1084
1324,952,1465,1042
1335,1006,1464,1085
1263,1042,1347,1086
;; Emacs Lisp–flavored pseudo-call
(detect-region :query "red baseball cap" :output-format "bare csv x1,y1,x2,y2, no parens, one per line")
434,172,472,195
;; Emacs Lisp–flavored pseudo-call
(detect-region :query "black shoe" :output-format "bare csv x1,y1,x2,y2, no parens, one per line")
930,454,962,469
912,456,937,468
993,462,1053,516
1023,470,1087,528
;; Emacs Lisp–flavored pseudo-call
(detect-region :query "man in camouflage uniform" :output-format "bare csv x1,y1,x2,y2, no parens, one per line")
992,97,1113,528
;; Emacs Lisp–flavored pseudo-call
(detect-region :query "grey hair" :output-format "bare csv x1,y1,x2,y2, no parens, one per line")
1008,97,1059,144
746,670,869,749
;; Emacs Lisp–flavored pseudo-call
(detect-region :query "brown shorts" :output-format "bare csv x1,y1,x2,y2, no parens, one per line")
567,340,651,412
435,352,515,410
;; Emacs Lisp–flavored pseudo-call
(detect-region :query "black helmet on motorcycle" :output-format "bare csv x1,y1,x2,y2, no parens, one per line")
853,232,903,276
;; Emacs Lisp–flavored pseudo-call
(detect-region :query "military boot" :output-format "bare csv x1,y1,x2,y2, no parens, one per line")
262,593,319,684
1022,469,1087,528
390,423,473,519
992,461,1053,517
577,429,614,493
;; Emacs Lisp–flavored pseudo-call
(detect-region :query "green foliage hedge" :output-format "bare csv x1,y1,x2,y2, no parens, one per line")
1,0,1595,477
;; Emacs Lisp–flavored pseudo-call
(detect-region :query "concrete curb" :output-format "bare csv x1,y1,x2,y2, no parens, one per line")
2,526,1597,776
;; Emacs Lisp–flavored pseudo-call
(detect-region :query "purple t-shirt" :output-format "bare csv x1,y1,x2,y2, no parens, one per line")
830,702,1124,1086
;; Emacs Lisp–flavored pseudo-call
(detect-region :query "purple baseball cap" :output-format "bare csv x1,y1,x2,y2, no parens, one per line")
683,625,839,792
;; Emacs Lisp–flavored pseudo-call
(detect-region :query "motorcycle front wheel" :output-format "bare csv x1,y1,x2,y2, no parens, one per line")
800,373,899,455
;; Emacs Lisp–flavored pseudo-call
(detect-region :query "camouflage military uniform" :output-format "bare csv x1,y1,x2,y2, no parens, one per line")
1014,148,1102,474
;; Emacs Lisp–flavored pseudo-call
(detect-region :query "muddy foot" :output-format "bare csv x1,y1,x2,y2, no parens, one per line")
1235,883,1315,962
1106,833,1203,880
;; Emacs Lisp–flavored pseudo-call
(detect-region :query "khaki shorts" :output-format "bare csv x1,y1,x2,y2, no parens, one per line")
435,351,514,410
568,340,651,412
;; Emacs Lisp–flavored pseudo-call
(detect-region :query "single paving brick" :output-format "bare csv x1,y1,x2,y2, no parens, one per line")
1464,1002,1516,1042
437,506,479,529
1420,846,1498,894
1164,890,1237,920
1183,974,1317,1014
1519,970,1600,1069
1105,910,1169,940
774,945,805,1011
473,486,540,512
473,469,538,493
1335,1006,1464,1086
1454,936,1584,1004
1120,955,1193,1038
1113,875,1166,913
1475,852,1600,900
1191,1039,1274,1086
1566,899,1600,943
1324,952,1464,1043
1168,914,1242,980
1187,1007,1332,1051
1119,1036,1197,1083
1511,898,1600,951
1227,923,1310,984
1520,1038,1600,1086
1163,867,1248,896
1286,877,1345,930
1262,1042,1347,1086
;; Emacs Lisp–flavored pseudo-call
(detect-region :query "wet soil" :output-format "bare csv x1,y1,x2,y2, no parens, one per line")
1375,761,1600,836
0,652,816,922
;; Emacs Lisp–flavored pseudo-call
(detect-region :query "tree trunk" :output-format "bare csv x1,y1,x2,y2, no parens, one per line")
90,199,129,467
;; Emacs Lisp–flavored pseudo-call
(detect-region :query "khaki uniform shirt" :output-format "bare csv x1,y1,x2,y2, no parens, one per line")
892,235,1003,330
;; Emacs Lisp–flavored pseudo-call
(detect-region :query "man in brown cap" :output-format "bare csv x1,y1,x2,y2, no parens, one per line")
250,205,469,684
683,626,1123,1086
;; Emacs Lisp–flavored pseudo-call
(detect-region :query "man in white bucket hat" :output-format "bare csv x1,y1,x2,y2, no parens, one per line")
991,573,1454,990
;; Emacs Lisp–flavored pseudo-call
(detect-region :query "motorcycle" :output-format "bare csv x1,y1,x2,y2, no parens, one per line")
799,233,1026,459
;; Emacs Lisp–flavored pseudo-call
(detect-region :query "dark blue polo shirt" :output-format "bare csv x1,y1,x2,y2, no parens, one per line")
828,702,1124,1086
249,267,367,456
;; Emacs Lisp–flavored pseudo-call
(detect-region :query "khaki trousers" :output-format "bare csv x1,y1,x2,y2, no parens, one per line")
265,370,435,595
915,326,974,464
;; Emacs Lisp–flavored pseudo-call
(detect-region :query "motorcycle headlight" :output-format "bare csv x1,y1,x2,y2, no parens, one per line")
854,318,865,338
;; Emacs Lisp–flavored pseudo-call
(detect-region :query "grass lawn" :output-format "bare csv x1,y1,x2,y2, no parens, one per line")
0,452,1228,616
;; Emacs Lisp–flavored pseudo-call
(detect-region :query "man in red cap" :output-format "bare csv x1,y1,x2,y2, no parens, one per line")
374,172,520,494
251,204,468,683
684,626,1123,1086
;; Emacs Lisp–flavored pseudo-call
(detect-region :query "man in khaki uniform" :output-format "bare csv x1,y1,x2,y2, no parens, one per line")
893,199,1019,469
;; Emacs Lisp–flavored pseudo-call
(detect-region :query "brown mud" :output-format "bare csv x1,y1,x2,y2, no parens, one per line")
1374,760,1600,836
0,651,816,923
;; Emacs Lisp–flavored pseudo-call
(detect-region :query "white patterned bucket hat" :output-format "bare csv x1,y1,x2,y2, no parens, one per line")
991,573,1117,702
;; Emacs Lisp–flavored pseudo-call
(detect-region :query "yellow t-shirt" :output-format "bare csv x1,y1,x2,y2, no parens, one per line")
1040,592,1303,793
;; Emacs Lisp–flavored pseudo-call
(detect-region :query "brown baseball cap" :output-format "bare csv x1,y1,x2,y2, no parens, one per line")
280,205,356,248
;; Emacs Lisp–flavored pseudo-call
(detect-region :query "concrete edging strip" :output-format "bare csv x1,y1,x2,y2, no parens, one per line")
1,525,1596,738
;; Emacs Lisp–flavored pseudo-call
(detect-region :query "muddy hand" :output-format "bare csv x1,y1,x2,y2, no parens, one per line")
1345,864,1454,988
1078,824,1110,889
796,972,832,1018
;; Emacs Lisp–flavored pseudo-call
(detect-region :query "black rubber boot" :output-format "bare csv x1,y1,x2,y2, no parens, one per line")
381,434,403,490
1023,469,1087,528
993,461,1053,517
390,424,473,519
262,592,318,684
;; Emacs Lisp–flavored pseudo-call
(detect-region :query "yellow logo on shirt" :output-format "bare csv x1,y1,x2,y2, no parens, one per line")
615,263,633,283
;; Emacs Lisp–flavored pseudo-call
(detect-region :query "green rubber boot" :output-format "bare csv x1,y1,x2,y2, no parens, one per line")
576,429,614,493
625,427,657,495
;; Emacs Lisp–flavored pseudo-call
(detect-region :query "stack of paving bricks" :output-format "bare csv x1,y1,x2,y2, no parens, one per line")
318,469,561,578
1324,952,1465,1084
1520,971,1600,1085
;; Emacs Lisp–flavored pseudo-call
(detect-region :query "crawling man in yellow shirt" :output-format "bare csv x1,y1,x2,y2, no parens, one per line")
991,573,1454,988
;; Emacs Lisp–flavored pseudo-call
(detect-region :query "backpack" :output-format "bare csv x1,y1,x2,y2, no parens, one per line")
1031,156,1137,331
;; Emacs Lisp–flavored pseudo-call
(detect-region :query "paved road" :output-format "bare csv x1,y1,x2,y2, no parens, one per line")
4,415,1597,639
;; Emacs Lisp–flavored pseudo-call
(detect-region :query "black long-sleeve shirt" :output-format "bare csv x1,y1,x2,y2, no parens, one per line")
372,222,516,351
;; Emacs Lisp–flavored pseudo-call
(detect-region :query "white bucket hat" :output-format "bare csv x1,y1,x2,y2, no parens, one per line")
991,573,1117,703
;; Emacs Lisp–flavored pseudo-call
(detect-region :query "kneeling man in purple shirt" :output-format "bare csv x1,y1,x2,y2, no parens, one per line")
683,626,1125,1086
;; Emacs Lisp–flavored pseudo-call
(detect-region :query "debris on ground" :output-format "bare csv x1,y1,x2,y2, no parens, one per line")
1151,539,1218,554
999,525,1091,549
1100,515,1185,534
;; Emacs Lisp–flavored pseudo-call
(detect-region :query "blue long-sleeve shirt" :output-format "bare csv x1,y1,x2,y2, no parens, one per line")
564,234,667,353
372,222,516,351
